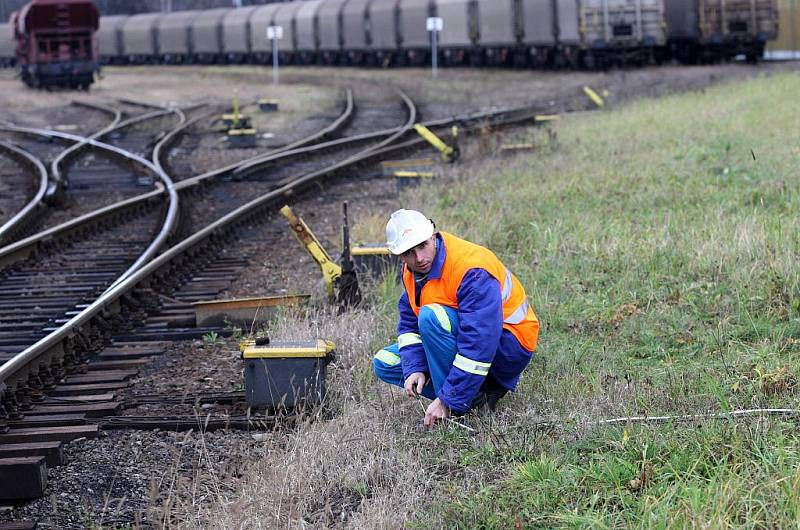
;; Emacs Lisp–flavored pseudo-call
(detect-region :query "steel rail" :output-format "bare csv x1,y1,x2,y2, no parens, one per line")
103,107,188,292
0,124,180,281
0,98,547,270
0,187,163,269
69,99,123,130
0,141,49,245
175,87,354,184
116,97,169,110
49,108,172,202
0,89,418,396
47,100,123,200
0,92,559,398
151,108,196,178
229,92,513,178
0,92,355,268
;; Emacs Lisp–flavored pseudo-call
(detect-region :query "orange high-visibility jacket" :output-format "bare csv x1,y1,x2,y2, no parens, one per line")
401,231,539,351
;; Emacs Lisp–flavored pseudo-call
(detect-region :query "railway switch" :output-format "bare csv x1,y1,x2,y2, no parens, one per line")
583,86,606,108
413,124,460,163
281,205,342,298
240,339,336,409
222,113,251,129
280,204,361,309
223,96,252,130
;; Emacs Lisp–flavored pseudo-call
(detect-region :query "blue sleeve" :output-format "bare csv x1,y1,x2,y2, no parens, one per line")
397,290,428,381
438,269,503,413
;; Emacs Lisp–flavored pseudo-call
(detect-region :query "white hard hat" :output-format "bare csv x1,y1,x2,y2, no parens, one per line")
386,209,434,255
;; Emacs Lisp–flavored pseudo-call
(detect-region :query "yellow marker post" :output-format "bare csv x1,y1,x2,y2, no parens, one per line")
534,114,561,122
280,205,342,297
232,96,241,128
414,123,457,162
583,86,605,108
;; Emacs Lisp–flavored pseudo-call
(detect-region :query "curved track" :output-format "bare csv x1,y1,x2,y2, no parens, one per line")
0,85,417,426
0,104,180,245
0,142,47,246
0,86,561,527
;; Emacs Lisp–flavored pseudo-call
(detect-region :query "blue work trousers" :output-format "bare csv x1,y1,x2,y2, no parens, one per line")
372,304,461,400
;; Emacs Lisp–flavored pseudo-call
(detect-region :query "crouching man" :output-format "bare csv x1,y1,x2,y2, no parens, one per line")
373,209,539,427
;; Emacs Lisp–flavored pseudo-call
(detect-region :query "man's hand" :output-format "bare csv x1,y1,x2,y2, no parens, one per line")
404,372,427,398
424,398,450,428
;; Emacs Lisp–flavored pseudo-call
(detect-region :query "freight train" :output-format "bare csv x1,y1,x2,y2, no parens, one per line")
10,0,100,88
0,0,780,73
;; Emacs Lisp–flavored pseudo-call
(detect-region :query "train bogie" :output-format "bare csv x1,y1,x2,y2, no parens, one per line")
250,4,282,63
296,0,323,64
121,13,160,64
157,11,196,64
399,0,433,65
223,6,258,63
191,8,230,64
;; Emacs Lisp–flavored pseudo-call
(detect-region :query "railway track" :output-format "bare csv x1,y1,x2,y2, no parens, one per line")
0,142,46,247
0,102,181,245
0,85,560,526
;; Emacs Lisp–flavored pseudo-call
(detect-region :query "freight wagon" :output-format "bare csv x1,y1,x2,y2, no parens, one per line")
96,13,126,64
666,0,778,62
13,0,100,89
0,23,14,67
93,0,779,69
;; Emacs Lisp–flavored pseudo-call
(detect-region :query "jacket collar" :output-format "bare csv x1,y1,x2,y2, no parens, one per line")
429,232,446,280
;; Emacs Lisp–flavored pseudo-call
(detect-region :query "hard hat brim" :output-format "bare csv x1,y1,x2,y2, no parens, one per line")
387,223,434,255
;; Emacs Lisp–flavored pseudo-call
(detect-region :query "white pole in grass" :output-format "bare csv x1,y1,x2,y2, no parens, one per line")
427,17,443,78
267,25,283,86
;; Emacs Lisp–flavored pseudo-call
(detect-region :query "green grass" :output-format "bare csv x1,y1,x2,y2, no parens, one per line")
404,72,800,527
172,72,800,530
432,421,800,529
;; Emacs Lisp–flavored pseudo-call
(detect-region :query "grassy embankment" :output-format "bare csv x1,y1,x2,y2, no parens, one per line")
171,72,800,528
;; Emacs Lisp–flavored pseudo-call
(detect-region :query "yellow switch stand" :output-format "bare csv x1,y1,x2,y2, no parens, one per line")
280,205,342,297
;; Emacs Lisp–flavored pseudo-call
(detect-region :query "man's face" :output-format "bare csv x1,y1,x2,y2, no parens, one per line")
399,236,437,274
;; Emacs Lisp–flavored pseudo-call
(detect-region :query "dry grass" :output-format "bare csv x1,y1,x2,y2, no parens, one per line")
160,305,462,529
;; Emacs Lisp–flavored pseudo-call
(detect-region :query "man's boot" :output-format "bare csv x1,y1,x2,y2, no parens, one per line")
468,375,508,412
